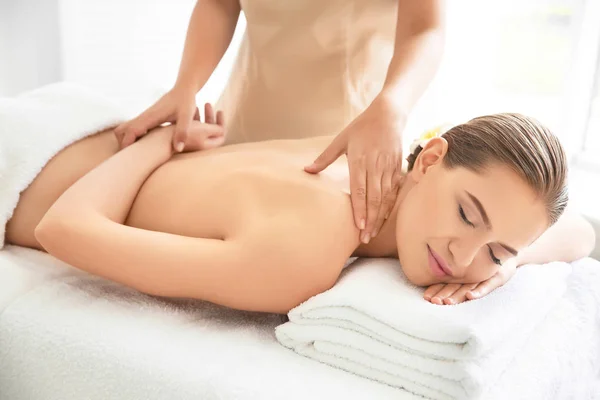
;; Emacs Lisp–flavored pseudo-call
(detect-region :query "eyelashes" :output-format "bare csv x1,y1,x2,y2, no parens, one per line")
458,205,502,266
488,247,502,265
458,205,474,227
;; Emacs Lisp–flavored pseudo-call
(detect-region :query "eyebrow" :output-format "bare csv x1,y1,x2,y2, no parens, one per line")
465,191,519,256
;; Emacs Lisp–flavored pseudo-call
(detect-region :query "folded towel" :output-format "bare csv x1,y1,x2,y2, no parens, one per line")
0,82,127,249
485,258,600,400
275,258,574,400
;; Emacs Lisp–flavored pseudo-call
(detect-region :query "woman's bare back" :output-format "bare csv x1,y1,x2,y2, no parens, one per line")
6,126,359,262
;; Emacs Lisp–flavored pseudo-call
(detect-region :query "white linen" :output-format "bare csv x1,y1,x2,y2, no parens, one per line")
0,82,127,248
1,246,598,400
276,257,599,400
0,246,410,400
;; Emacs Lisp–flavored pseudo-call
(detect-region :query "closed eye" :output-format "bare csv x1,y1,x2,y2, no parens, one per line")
458,205,474,227
488,246,502,265
460,205,502,266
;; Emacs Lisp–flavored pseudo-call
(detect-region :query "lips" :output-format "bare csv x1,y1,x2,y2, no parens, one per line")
427,245,452,278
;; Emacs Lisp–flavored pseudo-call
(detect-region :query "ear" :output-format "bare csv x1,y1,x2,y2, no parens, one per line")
411,137,448,182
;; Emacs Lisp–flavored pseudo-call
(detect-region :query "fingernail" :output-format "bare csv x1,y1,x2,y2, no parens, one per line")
176,142,184,152
432,297,442,305
444,298,454,305
359,219,366,230
362,233,371,244
424,295,431,301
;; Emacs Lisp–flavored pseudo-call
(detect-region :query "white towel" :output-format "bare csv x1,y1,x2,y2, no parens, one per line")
275,258,575,400
485,258,600,400
0,82,127,249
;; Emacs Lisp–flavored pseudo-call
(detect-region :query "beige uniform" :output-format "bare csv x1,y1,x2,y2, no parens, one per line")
218,0,398,144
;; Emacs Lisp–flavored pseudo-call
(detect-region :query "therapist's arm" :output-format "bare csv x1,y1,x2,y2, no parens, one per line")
378,0,445,112
175,0,241,93
114,0,240,149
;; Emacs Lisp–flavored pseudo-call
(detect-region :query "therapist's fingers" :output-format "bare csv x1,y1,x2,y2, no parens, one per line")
363,157,383,242
372,167,397,238
349,155,368,234
304,135,346,174
173,105,196,152
121,130,139,150
370,155,398,237
121,101,172,148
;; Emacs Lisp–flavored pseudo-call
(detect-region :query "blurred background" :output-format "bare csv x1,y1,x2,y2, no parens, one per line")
1,0,599,256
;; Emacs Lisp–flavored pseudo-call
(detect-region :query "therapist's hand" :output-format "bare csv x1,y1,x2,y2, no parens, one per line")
424,259,519,305
114,86,213,152
305,96,406,242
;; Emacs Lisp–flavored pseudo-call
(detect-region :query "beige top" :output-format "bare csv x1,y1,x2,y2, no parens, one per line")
218,0,398,145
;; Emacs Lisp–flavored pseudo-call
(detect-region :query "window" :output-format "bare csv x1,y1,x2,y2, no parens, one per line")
583,54,600,156
407,0,588,151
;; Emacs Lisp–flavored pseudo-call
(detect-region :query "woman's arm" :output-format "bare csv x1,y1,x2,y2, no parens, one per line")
34,127,244,306
34,125,322,313
515,210,596,267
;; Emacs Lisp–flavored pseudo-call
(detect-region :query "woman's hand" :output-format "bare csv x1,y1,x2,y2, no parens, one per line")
119,102,225,154
304,96,406,243
175,103,225,152
424,260,518,305
114,86,216,152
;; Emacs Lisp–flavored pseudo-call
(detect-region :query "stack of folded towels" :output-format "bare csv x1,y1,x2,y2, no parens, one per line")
275,257,582,400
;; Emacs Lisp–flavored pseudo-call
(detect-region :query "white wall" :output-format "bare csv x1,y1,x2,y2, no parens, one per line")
1,0,246,116
56,0,245,116
0,0,62,96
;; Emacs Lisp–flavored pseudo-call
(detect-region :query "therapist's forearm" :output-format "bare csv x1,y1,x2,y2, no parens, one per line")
378,0,445,113
175,0,241,94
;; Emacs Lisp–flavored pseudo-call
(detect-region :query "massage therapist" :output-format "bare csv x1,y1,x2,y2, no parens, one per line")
114,0,445,246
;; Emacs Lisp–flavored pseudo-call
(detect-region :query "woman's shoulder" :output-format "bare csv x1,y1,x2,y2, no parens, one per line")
239,190,359,281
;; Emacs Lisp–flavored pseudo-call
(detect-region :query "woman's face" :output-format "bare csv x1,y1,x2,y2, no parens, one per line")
395,138,549,286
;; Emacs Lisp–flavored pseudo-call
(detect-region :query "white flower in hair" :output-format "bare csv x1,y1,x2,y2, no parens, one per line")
409,124,453,154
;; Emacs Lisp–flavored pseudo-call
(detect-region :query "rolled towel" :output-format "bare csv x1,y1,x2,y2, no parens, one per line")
275,258,573,400
0,82,127,249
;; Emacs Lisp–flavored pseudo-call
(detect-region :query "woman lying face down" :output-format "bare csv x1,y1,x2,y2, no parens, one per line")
9,111,594,313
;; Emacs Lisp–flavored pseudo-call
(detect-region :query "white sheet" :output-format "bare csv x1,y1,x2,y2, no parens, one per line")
1,246,599,400
0,82,126,249
0,246,411,400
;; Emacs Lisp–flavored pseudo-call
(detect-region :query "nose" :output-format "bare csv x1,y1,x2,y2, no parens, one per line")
448,236,486,275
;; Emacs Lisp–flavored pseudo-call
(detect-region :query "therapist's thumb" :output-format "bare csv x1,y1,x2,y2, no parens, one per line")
304,139,345,174
173,107,196,152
